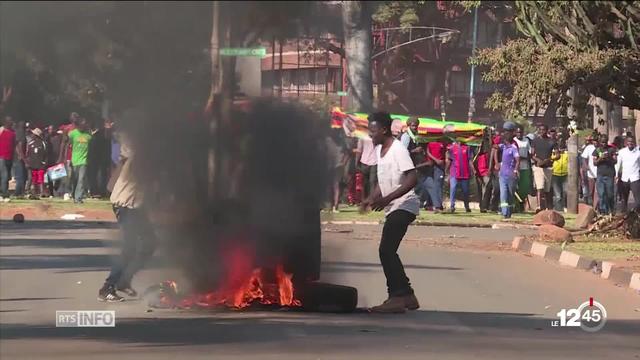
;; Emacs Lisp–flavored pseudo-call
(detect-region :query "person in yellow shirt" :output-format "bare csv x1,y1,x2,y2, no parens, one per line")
551,138,569,212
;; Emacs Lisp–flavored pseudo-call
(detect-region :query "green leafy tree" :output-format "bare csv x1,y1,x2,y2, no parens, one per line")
471,1,640,124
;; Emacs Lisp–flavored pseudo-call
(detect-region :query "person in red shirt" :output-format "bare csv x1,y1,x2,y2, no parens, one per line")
474,134,493,213
446,139,475,213
422,140,446,212
0,116,16,198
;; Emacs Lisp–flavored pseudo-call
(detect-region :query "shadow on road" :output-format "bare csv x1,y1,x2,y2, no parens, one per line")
1,311,638,348
0,238,118,249
0,221,117,231
322,261,462,271
0,298,70,302
0,255,167,271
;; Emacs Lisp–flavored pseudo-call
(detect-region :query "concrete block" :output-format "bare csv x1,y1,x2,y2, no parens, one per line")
630,273,640,291
512,237,533,252
559,251,581,267
530,242,549,257
558,251,595,269
601,261,616,279
608,267,634,287
544,246,562,262
511,236,524,249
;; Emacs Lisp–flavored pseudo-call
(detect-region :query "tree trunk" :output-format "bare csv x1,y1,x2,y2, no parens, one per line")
566,86,578,214
543,93,559,125
206,1,221,200
609,103,623,143
342,1,373,113
205,1,221,117
635,110,640,142
567,132,579,214
593,96,609,136
205,2,236,201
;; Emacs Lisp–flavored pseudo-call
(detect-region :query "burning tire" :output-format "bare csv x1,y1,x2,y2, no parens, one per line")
296,282,358,313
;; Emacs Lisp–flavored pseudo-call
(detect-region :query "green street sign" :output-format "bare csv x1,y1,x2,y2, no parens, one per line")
337,91,348,96
220,48,266,57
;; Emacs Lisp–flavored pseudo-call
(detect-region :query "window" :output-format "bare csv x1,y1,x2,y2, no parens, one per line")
450,71,470,97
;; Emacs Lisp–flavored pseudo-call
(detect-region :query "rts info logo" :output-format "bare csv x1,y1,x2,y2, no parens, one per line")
56,311,116,327
551,298,607,332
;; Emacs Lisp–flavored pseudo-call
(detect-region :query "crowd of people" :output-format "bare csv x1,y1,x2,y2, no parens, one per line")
0,112,116,203
327,117,640,219
1,108,639,220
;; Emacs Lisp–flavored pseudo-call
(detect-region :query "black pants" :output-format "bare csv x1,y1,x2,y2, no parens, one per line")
489,171,500,212
379,210,416,297
89,161,110,197
477,175,493,212
105,206,157,288
619,179,640,213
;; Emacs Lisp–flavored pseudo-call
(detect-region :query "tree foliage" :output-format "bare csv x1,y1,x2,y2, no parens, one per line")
373,1,424,29
515,1,640,50
472,0,640,118
473,38,639,118
0,1,335,123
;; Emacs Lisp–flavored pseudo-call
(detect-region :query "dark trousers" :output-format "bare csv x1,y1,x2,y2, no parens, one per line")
46,178,62,197
450,177,470,210
72,164,87,202
105,206,157,288
89,161,110,197
477,174,493,212
379,210,416,297
424,166,444,209
490,171,500,211
552,175,567,212
0,159,12,196
619,179,640,213
596,176,615,215
13,160,27,196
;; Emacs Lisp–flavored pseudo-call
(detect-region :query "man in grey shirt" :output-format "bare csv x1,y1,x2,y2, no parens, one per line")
98,136,156,302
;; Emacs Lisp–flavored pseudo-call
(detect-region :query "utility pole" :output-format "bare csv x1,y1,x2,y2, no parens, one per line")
566,86,578,214
567,133,579,214
468,5,479,123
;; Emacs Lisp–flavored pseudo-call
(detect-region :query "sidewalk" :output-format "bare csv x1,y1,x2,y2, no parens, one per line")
513,236,640,293
323,206,577,228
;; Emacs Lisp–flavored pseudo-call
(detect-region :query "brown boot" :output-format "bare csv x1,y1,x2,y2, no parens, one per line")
370,296,406,314
404,294,420,310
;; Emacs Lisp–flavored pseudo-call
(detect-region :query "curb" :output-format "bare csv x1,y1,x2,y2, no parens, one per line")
512,236,640,294
321,220,511,228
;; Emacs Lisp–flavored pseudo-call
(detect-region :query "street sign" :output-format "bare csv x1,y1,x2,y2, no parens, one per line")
220,48,266,58
336,91,348,97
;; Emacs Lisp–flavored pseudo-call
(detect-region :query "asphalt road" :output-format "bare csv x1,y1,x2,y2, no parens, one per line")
0,221,639,360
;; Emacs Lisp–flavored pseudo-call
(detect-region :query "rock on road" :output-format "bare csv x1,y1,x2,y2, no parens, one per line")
0,221,638,360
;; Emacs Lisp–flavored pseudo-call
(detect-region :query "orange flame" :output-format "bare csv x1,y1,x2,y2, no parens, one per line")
158,260,301,309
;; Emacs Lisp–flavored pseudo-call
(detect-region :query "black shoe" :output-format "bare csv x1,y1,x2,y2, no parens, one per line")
449,208,455,213
117,286,138,297
98,285,125,302
465,208,472,213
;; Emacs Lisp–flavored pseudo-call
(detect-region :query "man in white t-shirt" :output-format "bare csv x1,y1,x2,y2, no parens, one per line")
616,136,640,212
361,111,420,313
581,135,598,207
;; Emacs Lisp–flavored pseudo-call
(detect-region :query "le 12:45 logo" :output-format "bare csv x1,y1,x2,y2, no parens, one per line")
551,298,607,332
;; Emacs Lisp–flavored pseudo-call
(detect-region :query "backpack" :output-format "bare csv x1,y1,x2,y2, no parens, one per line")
26,137,47,169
